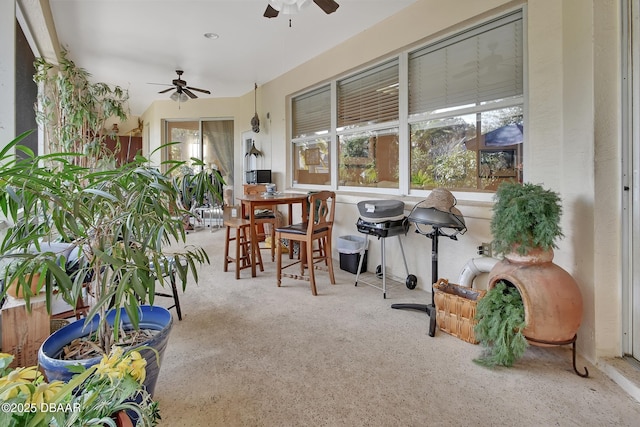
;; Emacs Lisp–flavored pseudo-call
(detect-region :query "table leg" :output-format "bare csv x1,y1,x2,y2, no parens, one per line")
287,204,294,259
249,204,257,277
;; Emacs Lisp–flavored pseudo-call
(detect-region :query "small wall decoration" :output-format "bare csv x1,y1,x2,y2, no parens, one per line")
251,83,260,133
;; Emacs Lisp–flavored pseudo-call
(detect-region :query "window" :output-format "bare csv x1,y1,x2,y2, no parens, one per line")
339,129,399,188
293,138,330,185
337,60,399,129
410,106,523,191
292,85,331,186
290,10,523,194
408,11,523,191
337,60,400,189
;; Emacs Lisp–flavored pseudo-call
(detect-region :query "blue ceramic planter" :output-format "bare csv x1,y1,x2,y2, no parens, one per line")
38,305,173,397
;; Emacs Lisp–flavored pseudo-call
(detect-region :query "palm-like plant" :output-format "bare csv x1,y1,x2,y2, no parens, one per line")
0,131,219,355
173,161,225,230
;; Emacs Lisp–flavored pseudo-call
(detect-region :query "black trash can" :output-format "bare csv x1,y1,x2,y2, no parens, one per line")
337,235,367,274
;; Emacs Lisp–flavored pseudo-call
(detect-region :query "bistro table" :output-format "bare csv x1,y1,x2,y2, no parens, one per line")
237,192,308,277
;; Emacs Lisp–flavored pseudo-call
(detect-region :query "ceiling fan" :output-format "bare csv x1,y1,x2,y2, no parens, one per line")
156,70,211,101
263,0,339,18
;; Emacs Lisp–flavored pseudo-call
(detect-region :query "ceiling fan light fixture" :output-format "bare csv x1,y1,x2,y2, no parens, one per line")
264,0,339,18
268,0,310,14
155,70,211,102
170,91,189,103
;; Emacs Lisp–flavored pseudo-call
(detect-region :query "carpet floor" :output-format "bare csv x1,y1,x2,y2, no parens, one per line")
152,226,640,426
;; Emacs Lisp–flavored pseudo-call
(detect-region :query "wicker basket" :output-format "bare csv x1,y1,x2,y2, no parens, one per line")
433,278,486,344
50,319,70,334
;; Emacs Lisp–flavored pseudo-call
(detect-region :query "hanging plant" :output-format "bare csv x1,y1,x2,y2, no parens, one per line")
474,281,528,367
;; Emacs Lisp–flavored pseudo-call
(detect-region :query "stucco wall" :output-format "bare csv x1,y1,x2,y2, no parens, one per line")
593,0,623,359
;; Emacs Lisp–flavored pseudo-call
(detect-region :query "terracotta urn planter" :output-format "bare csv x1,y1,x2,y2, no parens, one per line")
113,410,134,427
487,248,583,346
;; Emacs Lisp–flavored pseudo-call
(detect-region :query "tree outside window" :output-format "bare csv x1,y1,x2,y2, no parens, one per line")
410,106,523,191
338,129,399,189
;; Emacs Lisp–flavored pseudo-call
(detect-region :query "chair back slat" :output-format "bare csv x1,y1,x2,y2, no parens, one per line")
307,191,335,234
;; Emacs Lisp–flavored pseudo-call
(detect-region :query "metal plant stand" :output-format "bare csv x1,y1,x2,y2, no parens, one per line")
526,335,589,377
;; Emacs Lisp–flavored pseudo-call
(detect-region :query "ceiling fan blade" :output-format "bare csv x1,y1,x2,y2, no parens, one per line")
186,86,211,94
183,88,198,99
158,87,174,94
264,4,279,18
313,0,339,14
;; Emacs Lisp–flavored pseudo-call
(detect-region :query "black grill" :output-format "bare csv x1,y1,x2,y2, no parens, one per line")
356,217,409,238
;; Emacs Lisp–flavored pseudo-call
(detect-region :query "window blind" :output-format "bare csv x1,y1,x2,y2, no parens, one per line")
337,59,399,128
292,85,331,138
409,11,523,115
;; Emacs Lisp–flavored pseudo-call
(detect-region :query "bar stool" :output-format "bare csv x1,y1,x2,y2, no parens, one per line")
224,216,264,279
243,184,278,262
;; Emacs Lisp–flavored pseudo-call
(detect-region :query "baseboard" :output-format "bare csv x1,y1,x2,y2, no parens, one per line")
598,357,640,403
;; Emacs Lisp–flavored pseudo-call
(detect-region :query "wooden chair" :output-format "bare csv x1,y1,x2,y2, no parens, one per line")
224,211,263,279
243,184,278,262
275,191,336,295
306,191,328,264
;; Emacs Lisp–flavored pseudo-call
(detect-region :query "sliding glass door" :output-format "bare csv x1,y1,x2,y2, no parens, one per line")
164,119,234,189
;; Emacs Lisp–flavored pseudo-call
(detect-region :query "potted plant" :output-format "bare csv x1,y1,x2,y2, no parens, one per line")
0,131,221,392
0,348,160,426
175,165,197,230
478,181,584,372
490,181,563,257
2,48,221,389
173,162,224,230
33,49,129,169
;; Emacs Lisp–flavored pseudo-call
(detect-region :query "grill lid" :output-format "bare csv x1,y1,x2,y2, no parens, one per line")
408,206,465,230
357,200,405,222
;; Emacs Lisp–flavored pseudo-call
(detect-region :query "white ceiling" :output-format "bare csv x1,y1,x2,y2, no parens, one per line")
48,0,418,116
